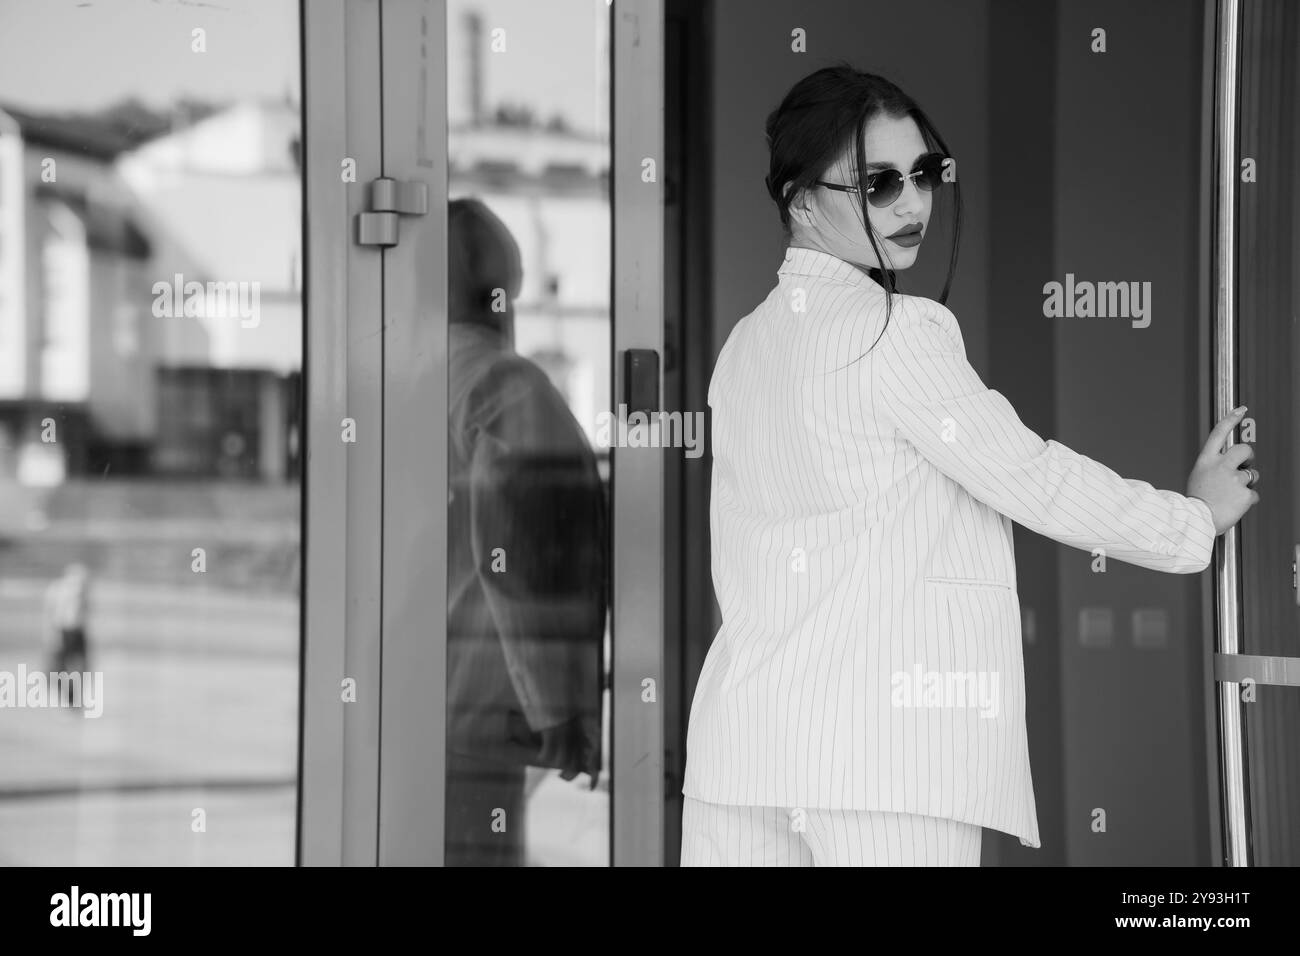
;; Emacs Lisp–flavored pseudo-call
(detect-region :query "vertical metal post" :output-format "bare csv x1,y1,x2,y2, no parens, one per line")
378,0,448,866
300,0,385,866
612,0,665,866
1210,0,1253,868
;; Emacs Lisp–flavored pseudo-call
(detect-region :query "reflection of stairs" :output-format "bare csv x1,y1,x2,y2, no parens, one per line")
0,479,300,595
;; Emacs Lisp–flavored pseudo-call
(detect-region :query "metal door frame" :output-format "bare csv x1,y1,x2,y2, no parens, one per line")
1208,0,1251,870
1208,0,1300,867
611,0,666,866
300,0,385,866
377,0,449,866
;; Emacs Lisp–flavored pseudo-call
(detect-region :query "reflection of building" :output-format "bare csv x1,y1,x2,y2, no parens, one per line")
0,104,154,483
449,10,610,451
0,99,301,483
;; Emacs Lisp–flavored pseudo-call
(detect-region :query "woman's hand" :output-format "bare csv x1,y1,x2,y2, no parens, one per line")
536,713,602,789
1187,406,1260,535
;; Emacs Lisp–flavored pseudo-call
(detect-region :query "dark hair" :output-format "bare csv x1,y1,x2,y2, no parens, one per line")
765,64,962,364
448,197,522,333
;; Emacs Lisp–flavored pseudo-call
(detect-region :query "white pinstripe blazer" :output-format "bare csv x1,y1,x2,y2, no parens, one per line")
682,246,1217,848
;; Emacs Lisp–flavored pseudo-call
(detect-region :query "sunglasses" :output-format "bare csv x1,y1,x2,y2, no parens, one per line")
815,152,949,208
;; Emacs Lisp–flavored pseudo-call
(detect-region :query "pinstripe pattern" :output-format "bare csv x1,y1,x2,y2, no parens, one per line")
682,246,1217,851
680,796,982,866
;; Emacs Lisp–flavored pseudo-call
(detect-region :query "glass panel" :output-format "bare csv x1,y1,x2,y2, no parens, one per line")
1237,0,1300,867
444,0,610,866
0,0,301,864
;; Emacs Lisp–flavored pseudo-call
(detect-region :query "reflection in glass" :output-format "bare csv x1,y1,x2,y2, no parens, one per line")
445,0,611,866
0,0,300,864
1236,0,1300,867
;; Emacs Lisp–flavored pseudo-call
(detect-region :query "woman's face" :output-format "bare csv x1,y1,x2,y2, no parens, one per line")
788,112,932,273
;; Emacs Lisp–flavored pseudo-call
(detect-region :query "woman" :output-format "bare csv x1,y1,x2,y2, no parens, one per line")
680,65,1260,867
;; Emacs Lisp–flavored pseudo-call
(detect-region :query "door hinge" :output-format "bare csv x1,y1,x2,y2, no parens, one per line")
356,177,428,247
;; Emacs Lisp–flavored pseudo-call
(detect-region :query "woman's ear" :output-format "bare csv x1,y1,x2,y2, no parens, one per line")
783,180,814,228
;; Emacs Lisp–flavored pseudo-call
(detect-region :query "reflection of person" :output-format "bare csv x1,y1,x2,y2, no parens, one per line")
682,65,1260,866
445,197,606,867
44,562,91,708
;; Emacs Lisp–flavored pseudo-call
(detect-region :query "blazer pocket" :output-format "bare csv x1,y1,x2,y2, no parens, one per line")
918,578,1026,808
924,575,1014,592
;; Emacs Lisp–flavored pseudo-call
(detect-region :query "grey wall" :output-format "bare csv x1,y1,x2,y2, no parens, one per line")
989,0,1063,866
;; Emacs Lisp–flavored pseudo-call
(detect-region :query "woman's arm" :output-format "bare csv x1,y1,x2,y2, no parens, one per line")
869,299,1216,573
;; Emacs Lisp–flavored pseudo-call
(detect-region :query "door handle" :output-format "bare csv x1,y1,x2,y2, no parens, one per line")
622,348,660,418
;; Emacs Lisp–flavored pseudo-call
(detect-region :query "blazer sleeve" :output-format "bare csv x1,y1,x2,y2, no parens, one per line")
869,300,1217,574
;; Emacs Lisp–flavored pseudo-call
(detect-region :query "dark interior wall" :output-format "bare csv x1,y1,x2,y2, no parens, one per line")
1051,0,1209,866
988,0,1063,867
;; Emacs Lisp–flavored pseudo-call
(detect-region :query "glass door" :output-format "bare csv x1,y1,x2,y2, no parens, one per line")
374,0,665,866
0,0,305,865
1210,0,1300,867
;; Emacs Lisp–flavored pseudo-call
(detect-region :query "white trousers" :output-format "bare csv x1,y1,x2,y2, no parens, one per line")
680,796,982,866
